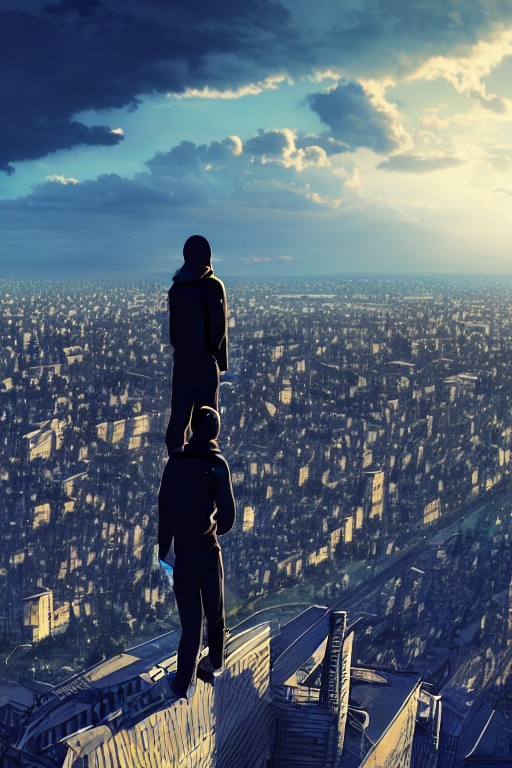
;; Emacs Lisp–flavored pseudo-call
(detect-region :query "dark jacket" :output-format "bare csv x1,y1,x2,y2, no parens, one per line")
158,446,236,556
168,268,228,372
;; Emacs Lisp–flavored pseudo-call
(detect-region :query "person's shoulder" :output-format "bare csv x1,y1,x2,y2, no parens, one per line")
211,453,229,471
203,275,226,292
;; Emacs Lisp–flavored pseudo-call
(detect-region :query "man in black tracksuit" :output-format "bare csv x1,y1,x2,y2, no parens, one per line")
158,406,236,699
165,235,228,455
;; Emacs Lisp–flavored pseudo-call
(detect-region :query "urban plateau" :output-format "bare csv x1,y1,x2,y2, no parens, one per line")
0,275,511,768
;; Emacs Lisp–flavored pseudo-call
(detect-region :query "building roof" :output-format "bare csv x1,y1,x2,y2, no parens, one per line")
349,668,420,746
20,589,52,602
50,629,180,699
271,605,328,663
271,606,331,686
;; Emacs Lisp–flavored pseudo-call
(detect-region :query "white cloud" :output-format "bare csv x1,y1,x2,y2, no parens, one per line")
358,77,414,153
406,27,512,107
417,99,512,138
307,69,342,83
280,181,342,208
228,135,243,156
168,74,293,100
45,174,79,185
345,168,362,190
254,128,333,172
110,127,124,135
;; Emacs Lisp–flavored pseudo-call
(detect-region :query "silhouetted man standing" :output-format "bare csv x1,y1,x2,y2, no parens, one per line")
165,235,228,454
158,406,236,699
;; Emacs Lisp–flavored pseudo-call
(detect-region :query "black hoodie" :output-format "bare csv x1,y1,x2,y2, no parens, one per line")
168,266,228,372
158,444,236,556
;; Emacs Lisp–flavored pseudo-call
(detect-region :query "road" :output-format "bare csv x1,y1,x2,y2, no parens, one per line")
332,490,504,615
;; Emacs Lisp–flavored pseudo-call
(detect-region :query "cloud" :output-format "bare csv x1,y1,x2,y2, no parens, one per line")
320,0,512,69
146,129,345,184
168,74,293,100
45,174,79,185
245,129,291,158
4,130,347,222
485,146,512,171
294,133,349,155
0,118,124,175
3,0,511,173
240,254,296,264
376,154,466,173
406,28,512,110
0,0,298,172
145,137,243,176
2,186,507,278
10,172,172,213
229,135,243,156
245,129,341,172
305,80,404,153
494,187,512,196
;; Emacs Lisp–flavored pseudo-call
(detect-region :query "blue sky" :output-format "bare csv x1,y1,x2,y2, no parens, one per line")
1,0,511,278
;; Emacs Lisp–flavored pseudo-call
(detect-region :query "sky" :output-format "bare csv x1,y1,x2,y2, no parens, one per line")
1,0,511,279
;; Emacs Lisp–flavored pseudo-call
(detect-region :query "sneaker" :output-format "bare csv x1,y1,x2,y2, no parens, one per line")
168,672,196,700
198,656,224,678
166,672,179,698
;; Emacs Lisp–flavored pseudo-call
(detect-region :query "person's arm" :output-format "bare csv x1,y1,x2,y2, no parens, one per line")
206,279,228,372
212,455,236,535
157,459,176,562
167,288,174,350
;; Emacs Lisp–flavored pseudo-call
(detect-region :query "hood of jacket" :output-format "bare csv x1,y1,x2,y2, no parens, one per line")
173,264,214,283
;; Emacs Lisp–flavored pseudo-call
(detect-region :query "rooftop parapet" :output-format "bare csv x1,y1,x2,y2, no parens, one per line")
3,605,440,768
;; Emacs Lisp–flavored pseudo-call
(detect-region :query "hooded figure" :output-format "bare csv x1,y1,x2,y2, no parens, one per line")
158,406,236,699
165,235,228,454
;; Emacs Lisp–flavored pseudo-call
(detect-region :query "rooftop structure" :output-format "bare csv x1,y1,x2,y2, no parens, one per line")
0,605,454,768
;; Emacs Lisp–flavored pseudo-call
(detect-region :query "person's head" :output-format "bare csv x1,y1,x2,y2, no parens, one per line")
189,406,220,449
183,235,211,268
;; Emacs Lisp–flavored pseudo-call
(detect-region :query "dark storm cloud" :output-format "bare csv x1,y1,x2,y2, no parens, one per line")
0,0,299,173
323,0,512,60
0,121,123,177
306,81,400,153
2,0,511,174
376,154,466,173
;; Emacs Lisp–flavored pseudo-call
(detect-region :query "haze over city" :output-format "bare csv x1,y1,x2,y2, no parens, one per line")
1,275,511,766
0,274,510,666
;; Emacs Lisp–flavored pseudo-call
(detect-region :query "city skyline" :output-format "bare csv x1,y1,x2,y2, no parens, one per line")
0,275,511,765
1,274,511,659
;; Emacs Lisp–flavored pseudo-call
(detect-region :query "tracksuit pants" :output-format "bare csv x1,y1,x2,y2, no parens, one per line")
172,547,225,697
165,357,219,453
